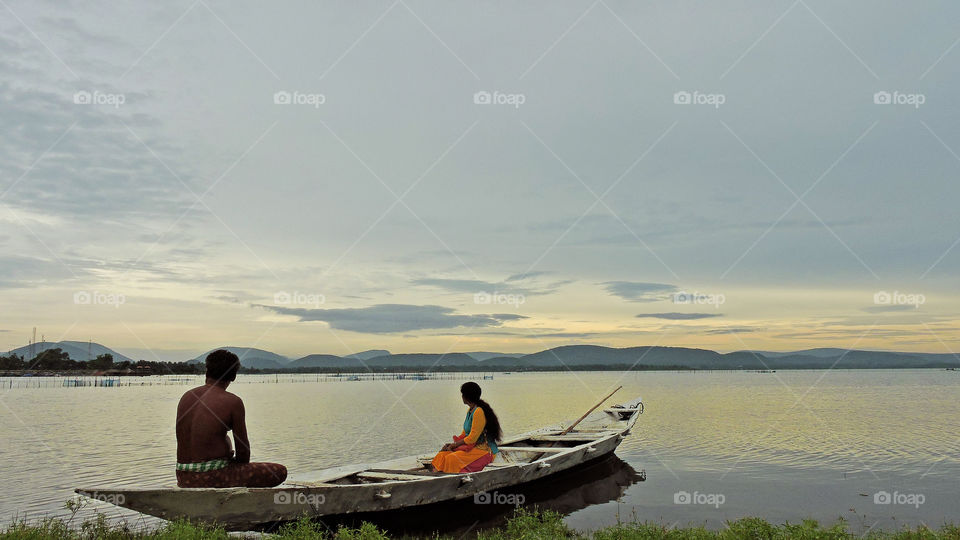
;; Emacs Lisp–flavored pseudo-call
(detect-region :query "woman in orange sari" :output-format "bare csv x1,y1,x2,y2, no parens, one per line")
431,382,502,473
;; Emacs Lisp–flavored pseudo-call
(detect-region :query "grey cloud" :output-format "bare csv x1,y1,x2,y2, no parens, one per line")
5,1,960,354
0,255,85,289
636,312,723,320
411,276,565,296
522,332,607,339
705,327,759,335
602,281,677,302
861,305,921,313
773,328,930,339
411,278,511,293
253,303,527,334
505,271,552,282
0,84,202,221
489,313,527,321
210,295,244,304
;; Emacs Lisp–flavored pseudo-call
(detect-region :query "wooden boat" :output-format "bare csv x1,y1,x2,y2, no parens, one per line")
77,396,643,531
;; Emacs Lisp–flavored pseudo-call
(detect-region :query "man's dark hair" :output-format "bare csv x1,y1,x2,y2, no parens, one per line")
206,349,240,382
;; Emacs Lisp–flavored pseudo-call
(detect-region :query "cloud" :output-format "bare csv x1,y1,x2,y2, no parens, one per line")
0,83,199,220
522,332,607,339
602,281,678,302
411,276,567,296
635,312,723,320
254,303,527,334
705,326,758,334
505,271,552,282
0,255,85,289
411,278,512,293
488,313,527,321
210,295,244,304
861,304,920,313
772,328,928,339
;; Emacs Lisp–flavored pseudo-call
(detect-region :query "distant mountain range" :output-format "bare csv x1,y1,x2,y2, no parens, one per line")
6,342,957,371
345,349,390,361
6,341,134,364
186,347,290,370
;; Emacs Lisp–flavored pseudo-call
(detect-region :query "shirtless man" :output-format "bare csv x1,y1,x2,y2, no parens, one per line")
175,349,287,488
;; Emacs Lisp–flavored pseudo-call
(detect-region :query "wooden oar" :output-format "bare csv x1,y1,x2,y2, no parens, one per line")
529,386,622,461
560,386,622,435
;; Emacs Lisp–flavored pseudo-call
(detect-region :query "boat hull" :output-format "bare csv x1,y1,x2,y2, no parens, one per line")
77,396,642,531
264,454,642,536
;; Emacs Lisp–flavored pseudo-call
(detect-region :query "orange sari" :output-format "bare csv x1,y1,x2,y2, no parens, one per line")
431,407,497,473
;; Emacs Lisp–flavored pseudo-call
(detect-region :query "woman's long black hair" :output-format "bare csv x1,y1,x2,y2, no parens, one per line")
460,381,502,443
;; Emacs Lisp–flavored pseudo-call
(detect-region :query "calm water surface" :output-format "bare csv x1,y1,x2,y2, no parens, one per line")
1,370,958,534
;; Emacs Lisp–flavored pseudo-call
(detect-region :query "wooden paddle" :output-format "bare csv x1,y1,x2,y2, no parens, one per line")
529,386,622,461
560,386,622,435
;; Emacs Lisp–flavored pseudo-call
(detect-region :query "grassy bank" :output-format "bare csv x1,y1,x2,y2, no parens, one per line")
3,510,959,540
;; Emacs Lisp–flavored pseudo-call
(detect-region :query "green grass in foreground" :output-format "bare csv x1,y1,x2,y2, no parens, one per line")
3,509,960,540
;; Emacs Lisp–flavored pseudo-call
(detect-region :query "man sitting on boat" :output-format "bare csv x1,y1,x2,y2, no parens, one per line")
175,350,287,488
431,382,502,473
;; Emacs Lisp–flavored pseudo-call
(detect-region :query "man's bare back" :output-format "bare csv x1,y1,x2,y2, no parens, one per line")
176,384,249,464
174,350,286,488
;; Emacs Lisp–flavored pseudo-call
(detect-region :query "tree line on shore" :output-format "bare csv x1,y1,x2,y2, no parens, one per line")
0,347,700,375
0,348,200,374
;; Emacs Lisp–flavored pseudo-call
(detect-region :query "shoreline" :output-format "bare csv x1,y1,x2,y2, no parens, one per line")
5,508,958,539
2,365,958,378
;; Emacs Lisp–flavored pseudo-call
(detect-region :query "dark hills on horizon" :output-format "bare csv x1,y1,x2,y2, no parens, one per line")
7,341,958,371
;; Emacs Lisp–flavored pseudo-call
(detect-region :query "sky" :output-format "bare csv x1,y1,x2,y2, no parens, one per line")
2,1,960,361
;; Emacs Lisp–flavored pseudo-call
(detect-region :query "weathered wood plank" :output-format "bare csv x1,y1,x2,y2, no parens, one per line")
357,472,438,481
497,446,569,453
529,435,602,442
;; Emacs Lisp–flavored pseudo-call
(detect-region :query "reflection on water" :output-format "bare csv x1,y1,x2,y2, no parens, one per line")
1,370,958,532
309,455,642,537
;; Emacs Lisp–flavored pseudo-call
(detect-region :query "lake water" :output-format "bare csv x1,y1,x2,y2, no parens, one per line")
1,370,958,535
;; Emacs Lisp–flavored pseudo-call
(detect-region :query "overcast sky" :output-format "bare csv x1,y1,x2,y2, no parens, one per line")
2,1,960,361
